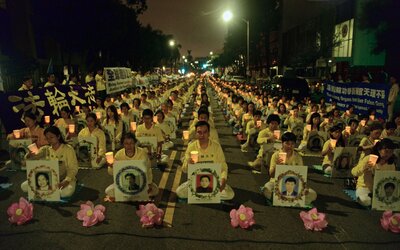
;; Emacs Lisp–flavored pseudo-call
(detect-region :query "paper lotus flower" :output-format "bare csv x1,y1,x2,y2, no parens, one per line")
136,203,164,228
381,211,400,233
7,197,33,225
76,201,106,227
230,205,256,229
299,208,328,231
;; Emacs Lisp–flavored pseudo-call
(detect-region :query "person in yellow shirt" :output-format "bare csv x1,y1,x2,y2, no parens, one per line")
54,107,75,137
358,122,383,163
78,113,106,169
262,132,317,204
44,73,56,87
129,98,142,121
7,112,48,148
321,125,345,174
23,126,79,198
352,138,396,206
18,77,33,91
136,109,167,163
248,114,280,170
105,132,159,199
188,108,219,142
95,69,106,99
176,121,234,200
93,97,107,122
155,110,174,150
102,105,123,145
241,110,265,152
284,107,304,132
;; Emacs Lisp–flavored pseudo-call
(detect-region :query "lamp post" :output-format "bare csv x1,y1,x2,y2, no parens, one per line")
223,10,250,77
169,40,175,74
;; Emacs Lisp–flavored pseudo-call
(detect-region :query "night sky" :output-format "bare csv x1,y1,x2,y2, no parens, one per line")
139,0,229,58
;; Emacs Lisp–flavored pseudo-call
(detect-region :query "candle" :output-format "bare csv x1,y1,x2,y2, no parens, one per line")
360,120,366,127
68,124,75,134
256,120,262,127
27,143,39,154
111,98,114,103
274,130,281,140
330,139,337,149
130,122,137,131
96,112,102,120
44,116,50,124
13,129,21,139
290,110,294,115
183,130,189,140
191,151,199,163
324,118,329,123
105,152,114,164
117,109,122,115
369,115,375,121
345,126,351,133
278,152,287,164
306,124,312,131
153,116,158,123
374,139,379,145
368,154,379,166
75,106,80,113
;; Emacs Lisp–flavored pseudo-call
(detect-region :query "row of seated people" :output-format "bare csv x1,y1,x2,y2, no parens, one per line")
209,77,398,207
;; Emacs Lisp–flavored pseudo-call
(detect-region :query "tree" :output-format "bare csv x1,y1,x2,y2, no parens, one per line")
358,0,400,76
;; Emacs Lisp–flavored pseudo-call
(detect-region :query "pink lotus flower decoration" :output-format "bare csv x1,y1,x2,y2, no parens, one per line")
76,201,106,227
230,205,256,229
381,210,400,233
299,208,328,231
7,197,33,225
136,203,164,228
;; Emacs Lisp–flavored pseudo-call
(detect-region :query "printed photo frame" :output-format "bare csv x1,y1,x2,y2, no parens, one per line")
76,136,97,169
136,136,157,155
372,171,400,211
188,163,221,204
104,125,116,151
273,165,308,207
9,139,32,170
113,160,149,202
26,160,60,201
332,147,358,178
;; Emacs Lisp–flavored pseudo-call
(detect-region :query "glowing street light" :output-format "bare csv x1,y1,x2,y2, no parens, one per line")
222,10,250,76
169,40,175,47
182,55,186,59
210,51,213,56
222,10,233,22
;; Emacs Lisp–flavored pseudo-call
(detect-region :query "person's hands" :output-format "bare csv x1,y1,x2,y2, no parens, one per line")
188,158,195,164
277,157,284,165
364,161,375,172
220,178,226,192
96,157,102,164
58,180,70,189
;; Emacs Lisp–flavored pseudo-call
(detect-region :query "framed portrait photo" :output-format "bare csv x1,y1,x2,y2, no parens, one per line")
372,171,400,211
188,163,221,204
113,160,149,202
136,136,157,155
332,147,358,178
104,125,116,151
76,136,97,169
9,139,32,170
273,165,308,208
26,160,60,201
307,131,327,152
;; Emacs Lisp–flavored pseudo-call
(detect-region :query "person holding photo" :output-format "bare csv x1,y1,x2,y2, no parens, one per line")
23,126,78,198
176,121,234,200
78,113,106,168
351,138,396,207
358,122,383,164
105,132,159,199
262,132,317,204
321,125,346,174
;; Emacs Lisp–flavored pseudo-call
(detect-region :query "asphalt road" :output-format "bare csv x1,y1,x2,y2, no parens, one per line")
0,89,399,250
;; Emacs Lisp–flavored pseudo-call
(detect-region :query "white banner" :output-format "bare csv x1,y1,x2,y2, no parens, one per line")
104,67,133,94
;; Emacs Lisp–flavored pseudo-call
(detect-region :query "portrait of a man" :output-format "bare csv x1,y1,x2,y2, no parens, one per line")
384,182,396,203
281,177,298,197
125,173,139,191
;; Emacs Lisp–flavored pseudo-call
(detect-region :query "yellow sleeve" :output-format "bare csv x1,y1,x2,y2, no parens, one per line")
246,121,254,134
156,127,164,143
189,127,196,140
214,142,228,180
352,156,368,177
269,152,279,176
64,145,79,182
283,116,290,126
257,128,272,144
116,121,123,142
97,129,106,156
294,153,304,166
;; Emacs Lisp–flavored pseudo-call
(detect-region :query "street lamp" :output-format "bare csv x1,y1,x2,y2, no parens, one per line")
222,10,250,77
210,51,213,56
169,40,175,47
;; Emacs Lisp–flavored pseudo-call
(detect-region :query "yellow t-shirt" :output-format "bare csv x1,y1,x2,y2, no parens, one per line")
322,140,334,166
352,156,396,191
358,137,374,162
257,127,274,145
182,139,228,180
78,127,106,156
32,144,78,182
136,124,164,143
95,74,106,91
112,147,153,183
284,116,304,132
269,149,304,181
